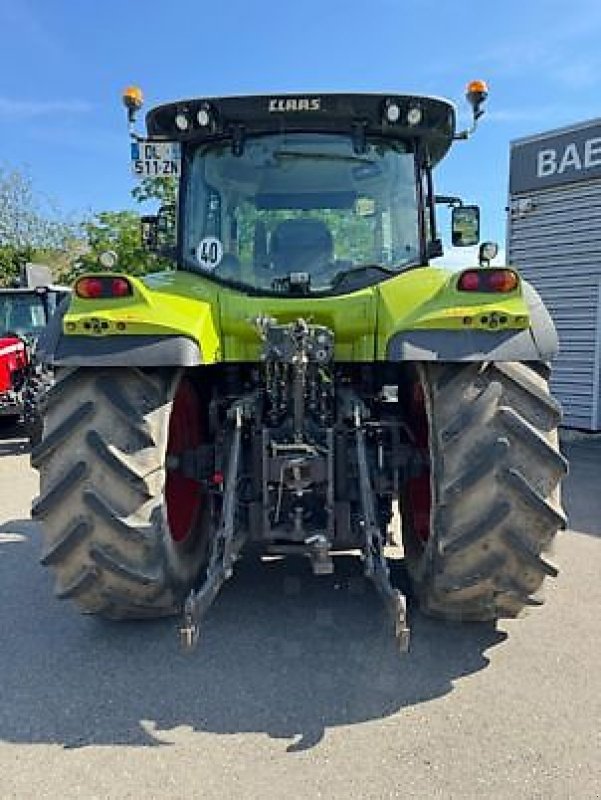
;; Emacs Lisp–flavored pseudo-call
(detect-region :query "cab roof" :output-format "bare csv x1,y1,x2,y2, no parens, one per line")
146,92,456,165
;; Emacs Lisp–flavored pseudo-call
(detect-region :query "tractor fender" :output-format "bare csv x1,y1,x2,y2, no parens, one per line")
385,280,558,363
38,298,202,367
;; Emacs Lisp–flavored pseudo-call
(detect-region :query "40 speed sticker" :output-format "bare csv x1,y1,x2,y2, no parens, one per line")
196,237,223,270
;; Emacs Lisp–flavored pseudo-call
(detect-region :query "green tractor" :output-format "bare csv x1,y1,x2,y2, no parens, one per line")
32,82,566,650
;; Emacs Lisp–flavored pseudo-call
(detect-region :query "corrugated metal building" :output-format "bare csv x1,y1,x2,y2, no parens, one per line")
507,118,601,430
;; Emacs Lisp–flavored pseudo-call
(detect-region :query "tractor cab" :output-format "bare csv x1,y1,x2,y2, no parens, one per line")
0,264,70,343
131,89,487,296
0,290,48,339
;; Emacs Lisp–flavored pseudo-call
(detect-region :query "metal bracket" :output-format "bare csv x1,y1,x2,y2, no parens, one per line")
354,401,410,652
178,404,246,651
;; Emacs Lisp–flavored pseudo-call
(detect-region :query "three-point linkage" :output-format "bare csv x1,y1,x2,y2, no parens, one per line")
179,404,245,650
353,401,410,652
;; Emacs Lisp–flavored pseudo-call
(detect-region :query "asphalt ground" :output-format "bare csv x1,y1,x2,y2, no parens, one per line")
0,425,600,799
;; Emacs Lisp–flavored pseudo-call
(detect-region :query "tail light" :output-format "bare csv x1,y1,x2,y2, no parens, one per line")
111,277,132,297
487,270,519,292
75,276,133,299
457,269,519,293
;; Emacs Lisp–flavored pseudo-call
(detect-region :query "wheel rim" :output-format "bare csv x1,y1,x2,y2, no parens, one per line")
165,378,203,543
406,475,431,543
405,379,431,545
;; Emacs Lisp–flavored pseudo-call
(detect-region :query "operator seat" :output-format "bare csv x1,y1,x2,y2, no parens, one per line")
269,219,333,273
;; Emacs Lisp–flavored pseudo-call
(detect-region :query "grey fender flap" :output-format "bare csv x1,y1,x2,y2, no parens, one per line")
521,281,559,360
386,280,559,362
38,299,202,367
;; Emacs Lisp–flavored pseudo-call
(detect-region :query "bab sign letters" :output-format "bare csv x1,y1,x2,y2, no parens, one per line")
510,122,601,193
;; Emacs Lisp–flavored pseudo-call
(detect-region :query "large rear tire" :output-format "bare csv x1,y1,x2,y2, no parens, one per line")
403,362,568,621
31,368,209,619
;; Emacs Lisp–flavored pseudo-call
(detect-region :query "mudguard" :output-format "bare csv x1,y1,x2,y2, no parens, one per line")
385,280,558,362
39,295,202,366
40,272,219,367
49,333,201,367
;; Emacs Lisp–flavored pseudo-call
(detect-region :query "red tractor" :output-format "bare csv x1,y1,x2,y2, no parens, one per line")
0,329,29,417
0,282,69,438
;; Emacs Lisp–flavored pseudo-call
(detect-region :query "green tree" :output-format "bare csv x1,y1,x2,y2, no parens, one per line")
131,176,177,205
61,210,169,283
60,175,178,281
0,243,34,286
0,166,75,286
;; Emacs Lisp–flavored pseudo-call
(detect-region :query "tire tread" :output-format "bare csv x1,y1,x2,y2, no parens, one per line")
411,361,566,621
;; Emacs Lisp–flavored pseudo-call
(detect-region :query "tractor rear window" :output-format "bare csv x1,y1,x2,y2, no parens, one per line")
0,294,46,337
183,133,419,294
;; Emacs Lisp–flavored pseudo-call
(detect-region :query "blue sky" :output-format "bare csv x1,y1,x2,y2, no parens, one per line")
1,0,601,263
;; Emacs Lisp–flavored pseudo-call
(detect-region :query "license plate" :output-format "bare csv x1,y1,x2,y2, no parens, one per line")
130,141,181,178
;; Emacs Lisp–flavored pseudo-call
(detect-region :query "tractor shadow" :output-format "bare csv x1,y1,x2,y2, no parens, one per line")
0,521,506,751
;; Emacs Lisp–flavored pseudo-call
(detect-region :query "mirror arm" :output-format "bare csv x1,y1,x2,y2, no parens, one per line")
435,195,464,208
454,117,480,141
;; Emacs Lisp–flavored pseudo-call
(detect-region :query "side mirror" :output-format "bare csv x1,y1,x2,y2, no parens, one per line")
141,204,176,253
141,215,159,250
157,203,176,243
452,205,480,247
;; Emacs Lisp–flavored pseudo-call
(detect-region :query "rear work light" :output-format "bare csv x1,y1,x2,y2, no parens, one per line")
457,269,519,293
75,276,133,299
